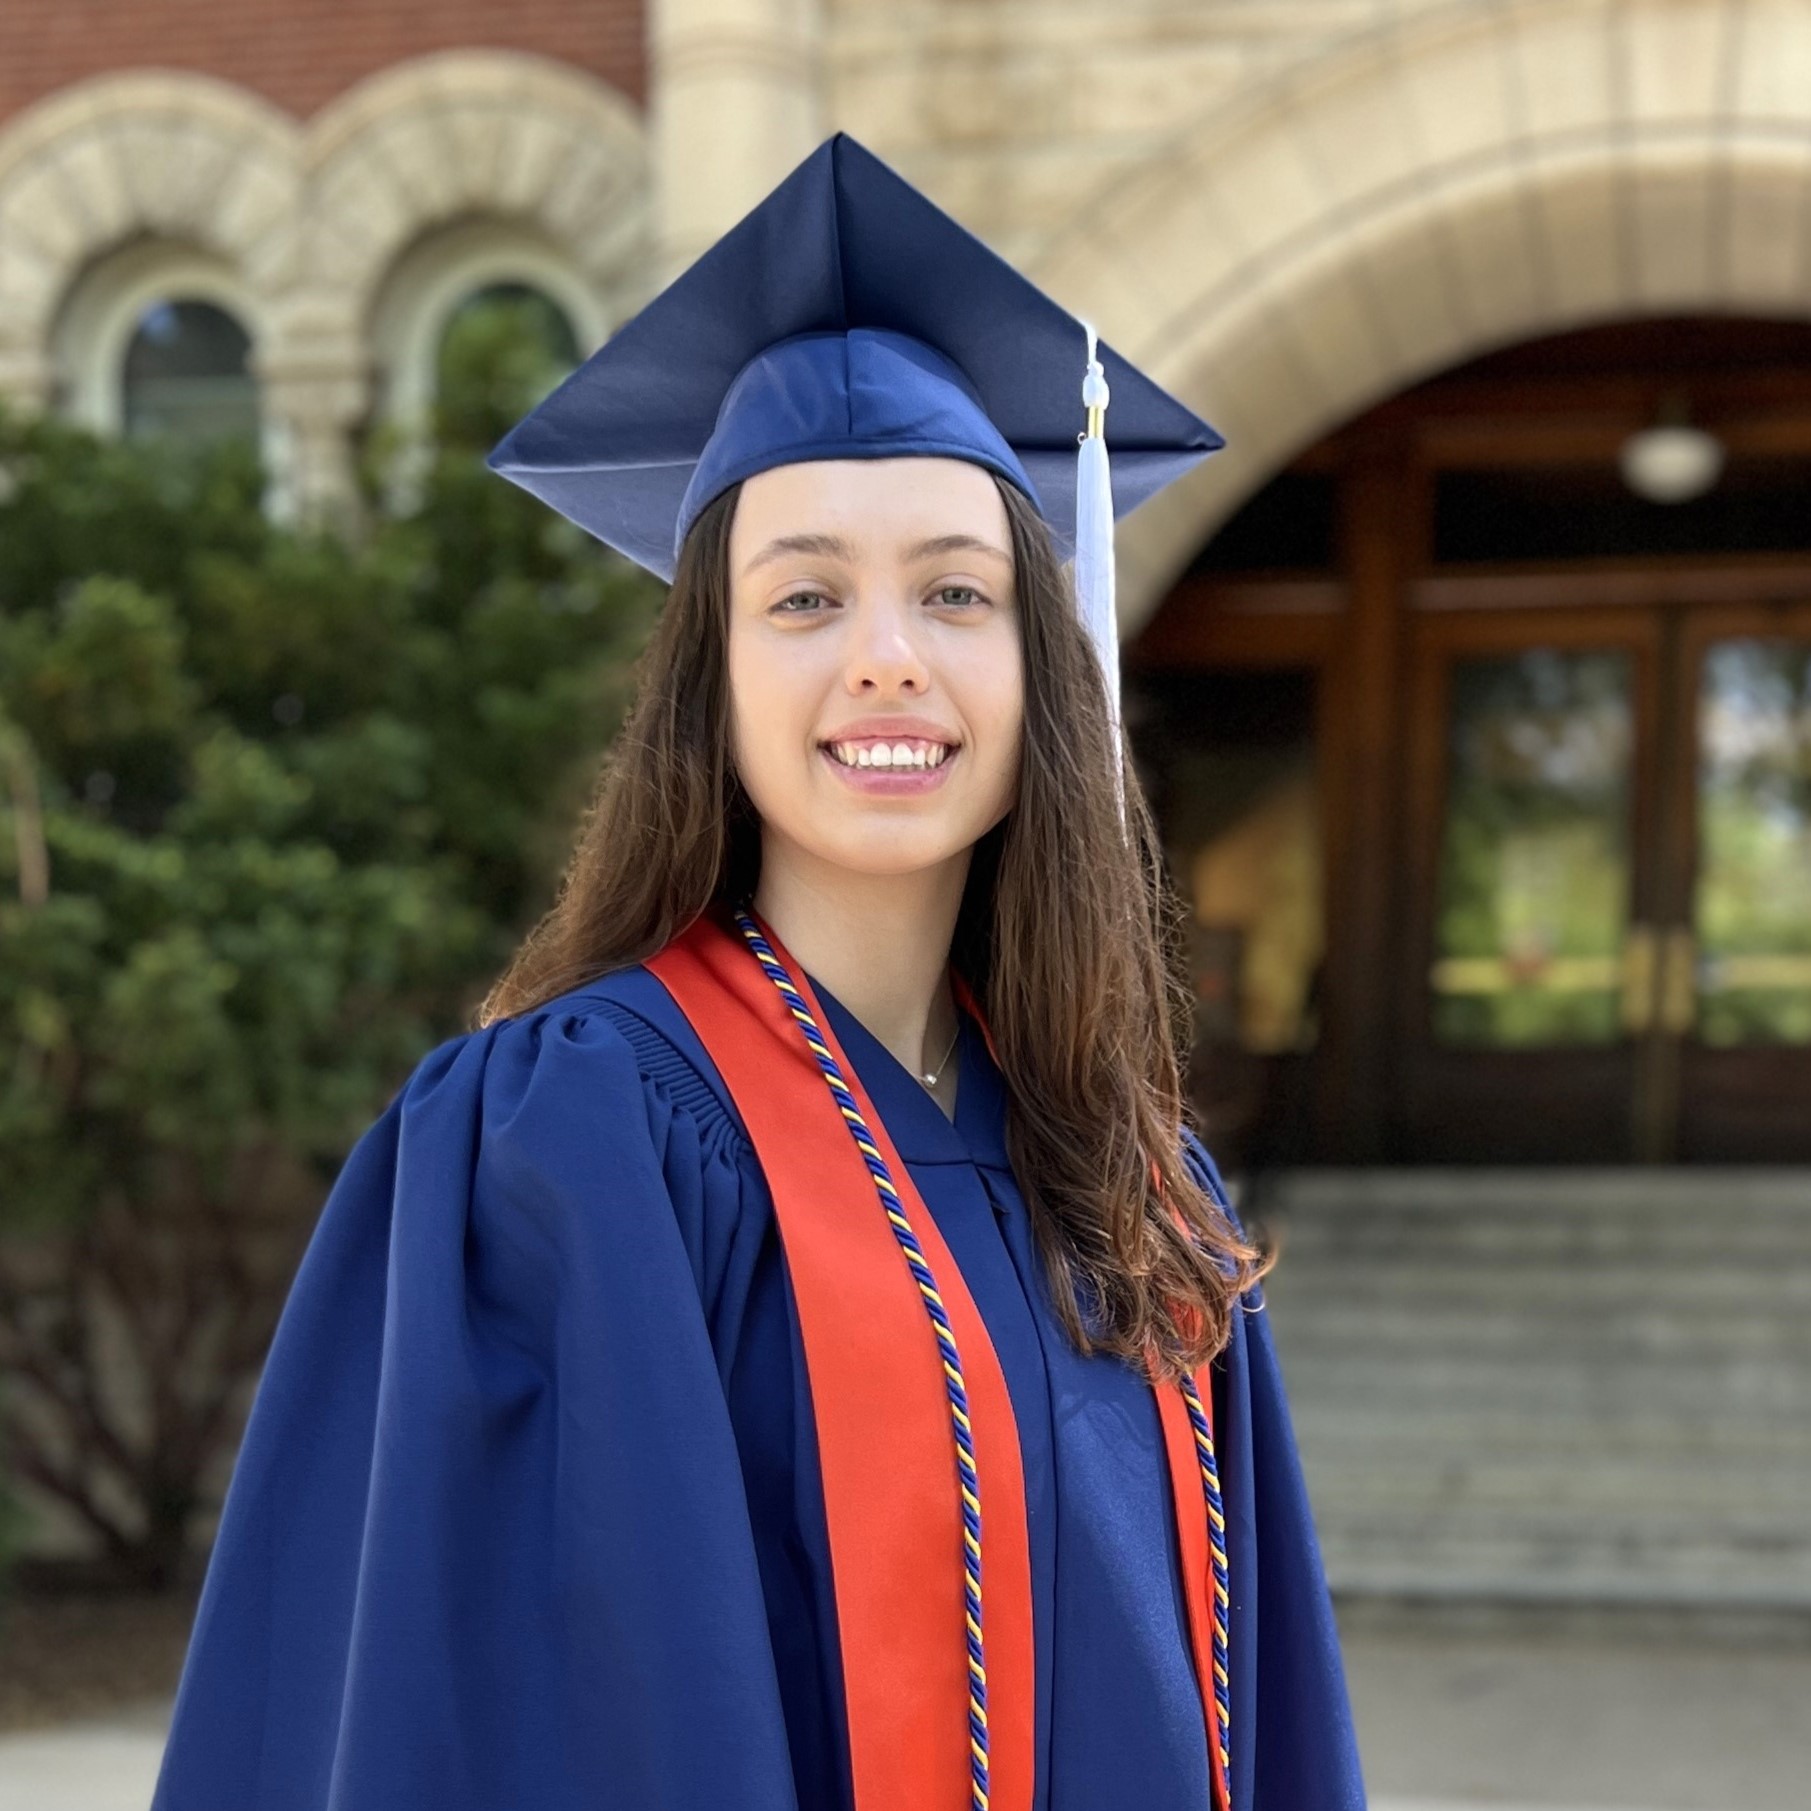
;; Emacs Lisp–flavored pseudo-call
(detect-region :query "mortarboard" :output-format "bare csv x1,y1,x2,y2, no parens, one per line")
485,131,1225,765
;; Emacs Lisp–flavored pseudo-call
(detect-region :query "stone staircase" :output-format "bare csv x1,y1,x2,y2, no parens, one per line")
1242,1168,1811,1612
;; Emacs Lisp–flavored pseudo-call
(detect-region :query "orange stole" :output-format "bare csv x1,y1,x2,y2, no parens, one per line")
647,912,1036,1811
647,908,1226,1811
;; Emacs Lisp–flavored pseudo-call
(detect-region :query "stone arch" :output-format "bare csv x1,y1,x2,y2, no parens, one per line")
281,49,646,521
303,48,649,339
1030,0,1811,634
366,218,608,432
0,52,648,517
52,241,268,438
0,72,302,403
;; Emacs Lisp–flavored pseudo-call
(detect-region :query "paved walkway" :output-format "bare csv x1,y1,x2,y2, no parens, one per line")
0,1700,167,1811
0,1717,1681,1811
3,1619,1806,1810
1343,1616,1811,1811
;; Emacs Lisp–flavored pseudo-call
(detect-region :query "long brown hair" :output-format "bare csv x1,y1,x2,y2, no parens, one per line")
481,473,1271,1377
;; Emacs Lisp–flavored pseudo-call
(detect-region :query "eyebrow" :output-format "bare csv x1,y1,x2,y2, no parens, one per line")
742,530,1012,573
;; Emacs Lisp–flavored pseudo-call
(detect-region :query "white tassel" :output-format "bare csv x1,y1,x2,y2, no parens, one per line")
1073,319,1125,824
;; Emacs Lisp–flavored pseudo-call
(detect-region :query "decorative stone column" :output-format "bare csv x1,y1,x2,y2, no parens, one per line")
254,303,371,535
0,344,55,418
649,0,828,287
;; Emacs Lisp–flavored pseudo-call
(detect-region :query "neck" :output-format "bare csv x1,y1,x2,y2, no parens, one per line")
751,835,969,1091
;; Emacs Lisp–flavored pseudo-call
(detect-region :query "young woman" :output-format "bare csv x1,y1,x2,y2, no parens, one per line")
152,135,1364,1811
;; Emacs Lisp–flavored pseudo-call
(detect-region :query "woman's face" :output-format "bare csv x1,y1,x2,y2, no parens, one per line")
726,456,1024,881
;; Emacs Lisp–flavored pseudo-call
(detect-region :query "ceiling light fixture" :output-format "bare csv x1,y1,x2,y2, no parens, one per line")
1618,390,1724,504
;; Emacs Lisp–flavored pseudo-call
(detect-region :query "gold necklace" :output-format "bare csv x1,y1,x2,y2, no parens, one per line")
919,1019,960,1090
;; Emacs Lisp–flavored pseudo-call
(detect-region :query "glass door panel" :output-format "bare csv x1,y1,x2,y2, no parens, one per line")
1403,611,1658,1163
1130,667,1325,1168
1430,648,1635,1047
1693,639,1811,1047
1670,609,1811,1164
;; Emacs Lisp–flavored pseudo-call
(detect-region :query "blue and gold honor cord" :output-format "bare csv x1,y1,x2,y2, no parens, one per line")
735,909,996,1811
736,907,1231,1811
1180,1369,1231,1802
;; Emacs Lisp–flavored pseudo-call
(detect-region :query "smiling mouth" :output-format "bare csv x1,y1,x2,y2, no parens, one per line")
820,739,960,771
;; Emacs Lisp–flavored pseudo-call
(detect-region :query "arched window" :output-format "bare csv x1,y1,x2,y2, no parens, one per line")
432,281,580,446
121,298,259,446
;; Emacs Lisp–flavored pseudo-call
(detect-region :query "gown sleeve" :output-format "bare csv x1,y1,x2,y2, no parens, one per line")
151,1000,802,1811
1182,1129,1368,1811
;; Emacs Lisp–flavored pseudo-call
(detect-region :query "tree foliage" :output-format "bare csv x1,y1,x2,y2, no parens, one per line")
0,335,659,1586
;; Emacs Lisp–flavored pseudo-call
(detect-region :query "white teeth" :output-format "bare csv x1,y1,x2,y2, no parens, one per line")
827,739,955,769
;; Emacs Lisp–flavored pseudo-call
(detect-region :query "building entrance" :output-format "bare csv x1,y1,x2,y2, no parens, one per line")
1129,317,1811,1166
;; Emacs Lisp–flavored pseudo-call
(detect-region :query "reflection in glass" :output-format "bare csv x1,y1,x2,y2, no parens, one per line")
1185,760,1322,1054
1132,670,1323,1056
1694,640,1811,1046
1432,649,1633,1045
122,298,258,445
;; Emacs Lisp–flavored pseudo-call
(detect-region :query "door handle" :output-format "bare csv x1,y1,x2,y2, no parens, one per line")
1621,923,1657,1035
1659,925,1697,1037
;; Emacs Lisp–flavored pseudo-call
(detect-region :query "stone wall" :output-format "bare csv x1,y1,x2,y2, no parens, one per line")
4,0,1811,641
826,0,1455,266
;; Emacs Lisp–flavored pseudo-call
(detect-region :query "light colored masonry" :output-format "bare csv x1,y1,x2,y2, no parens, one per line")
2,0,1809,630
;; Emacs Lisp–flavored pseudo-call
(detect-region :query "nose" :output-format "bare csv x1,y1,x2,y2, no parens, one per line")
843,587,930,695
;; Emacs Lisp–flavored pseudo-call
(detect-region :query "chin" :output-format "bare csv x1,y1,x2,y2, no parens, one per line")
812,827,977,877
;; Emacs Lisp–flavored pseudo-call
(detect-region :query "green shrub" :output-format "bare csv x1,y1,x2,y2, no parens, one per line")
0,329,660,1586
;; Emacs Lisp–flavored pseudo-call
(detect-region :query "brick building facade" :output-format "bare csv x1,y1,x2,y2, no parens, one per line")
0,0,646,122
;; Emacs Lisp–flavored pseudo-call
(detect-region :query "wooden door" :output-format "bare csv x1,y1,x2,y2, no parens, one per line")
1400,594,1811,1162
1661,603,1811,1160
1400,608,1666,1161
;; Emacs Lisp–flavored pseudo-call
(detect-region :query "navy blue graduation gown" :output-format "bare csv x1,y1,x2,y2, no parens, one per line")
152,961,1365,1810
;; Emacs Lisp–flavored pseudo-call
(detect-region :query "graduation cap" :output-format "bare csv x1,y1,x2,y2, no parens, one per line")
486,131,1225,766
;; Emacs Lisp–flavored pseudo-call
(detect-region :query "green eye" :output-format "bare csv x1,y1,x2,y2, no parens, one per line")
775,591,830,613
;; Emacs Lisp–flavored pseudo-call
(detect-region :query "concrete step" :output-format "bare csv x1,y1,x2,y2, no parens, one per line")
1277,1335,1811,1412
1243,1167,1811,1612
